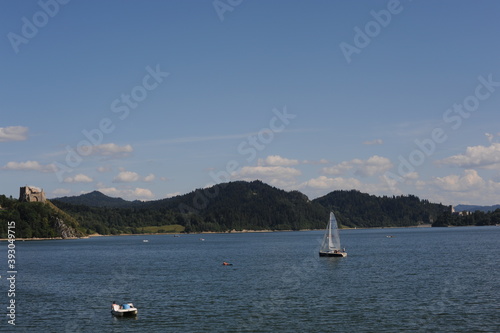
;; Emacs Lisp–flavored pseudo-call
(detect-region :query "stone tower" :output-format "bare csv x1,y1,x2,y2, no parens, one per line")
19,186,46,203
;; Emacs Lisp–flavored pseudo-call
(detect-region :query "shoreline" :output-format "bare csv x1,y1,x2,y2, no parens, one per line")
0,229,297,241
0,224,438,241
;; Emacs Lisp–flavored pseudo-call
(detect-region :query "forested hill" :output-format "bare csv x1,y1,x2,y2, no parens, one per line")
53,190,138,208
4,181,497,238
149,180,329,231
313,190,450,228
52,181,329,233
49,180,455,235
0,195,83,239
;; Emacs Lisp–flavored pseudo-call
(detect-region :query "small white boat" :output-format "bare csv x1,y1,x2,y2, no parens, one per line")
143,239,149,243
111,302,138,317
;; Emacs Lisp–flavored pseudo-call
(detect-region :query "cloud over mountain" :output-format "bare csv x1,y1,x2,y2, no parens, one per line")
113,171,140,183
64,174,94,183
323,155,393,177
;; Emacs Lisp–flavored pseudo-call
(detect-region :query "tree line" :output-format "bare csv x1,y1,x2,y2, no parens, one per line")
433,210,500,227
2,181,499,238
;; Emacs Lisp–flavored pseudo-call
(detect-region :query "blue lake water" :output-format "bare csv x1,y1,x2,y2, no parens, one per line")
1,226,499,332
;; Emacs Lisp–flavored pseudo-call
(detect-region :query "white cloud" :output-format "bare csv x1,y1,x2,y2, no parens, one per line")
2,160,56,172
485,133,494,143
431,169,485,192
113,171,140,183
0,126,28,142
112,170,155,183
303,175,362,190
402,172,419,180
322,161,353,175
415,170,500,205
437,143,500,169
98,187,154,200
258,155,299,166
133,188,154,198
363,139,383,145
234,166,301,179
323,155,393,177
301,174,402,200
355,156,394,177
96,166,112,173
231,165,301,190
257,155,328,167
302,159,329,165
488,179,500,192
63,173,94,183
143,173,155,182
91,143,133,157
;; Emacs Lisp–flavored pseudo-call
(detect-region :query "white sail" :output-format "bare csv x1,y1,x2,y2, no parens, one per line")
319,212,342,253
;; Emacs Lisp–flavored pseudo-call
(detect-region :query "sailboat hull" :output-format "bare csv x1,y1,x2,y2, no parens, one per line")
319,251,347,257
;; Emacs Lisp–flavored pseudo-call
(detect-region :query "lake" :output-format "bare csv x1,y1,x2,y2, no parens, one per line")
2,226,499,332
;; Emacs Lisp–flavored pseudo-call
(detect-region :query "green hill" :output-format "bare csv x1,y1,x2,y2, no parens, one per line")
52,181,328,233
312,190,450,228
154,180,328,231
53,190,135,208
51,180,455,235
0,195,83,239
10,180,496,238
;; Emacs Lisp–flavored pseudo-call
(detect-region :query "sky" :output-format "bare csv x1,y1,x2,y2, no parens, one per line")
1,0,500,206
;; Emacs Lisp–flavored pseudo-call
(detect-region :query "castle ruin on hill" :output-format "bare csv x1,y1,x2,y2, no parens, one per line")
19,186,46,203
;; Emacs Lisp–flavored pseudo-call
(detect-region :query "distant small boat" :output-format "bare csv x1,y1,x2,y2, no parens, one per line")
222,261,233,266
111,302,138,317
319,212,347,257
199,238,205,241
143,239,149,242
386,235,395,238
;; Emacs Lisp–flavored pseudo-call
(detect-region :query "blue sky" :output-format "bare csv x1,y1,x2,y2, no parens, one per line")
1,0,500,205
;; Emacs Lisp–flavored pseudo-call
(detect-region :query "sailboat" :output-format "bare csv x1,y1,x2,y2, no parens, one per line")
319,212,347,257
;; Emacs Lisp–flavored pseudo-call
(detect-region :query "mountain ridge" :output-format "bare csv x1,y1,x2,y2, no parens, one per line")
454,204,500,213
54,190,500,216
51,180,451,233
5,180,499,238
53,190,137,208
